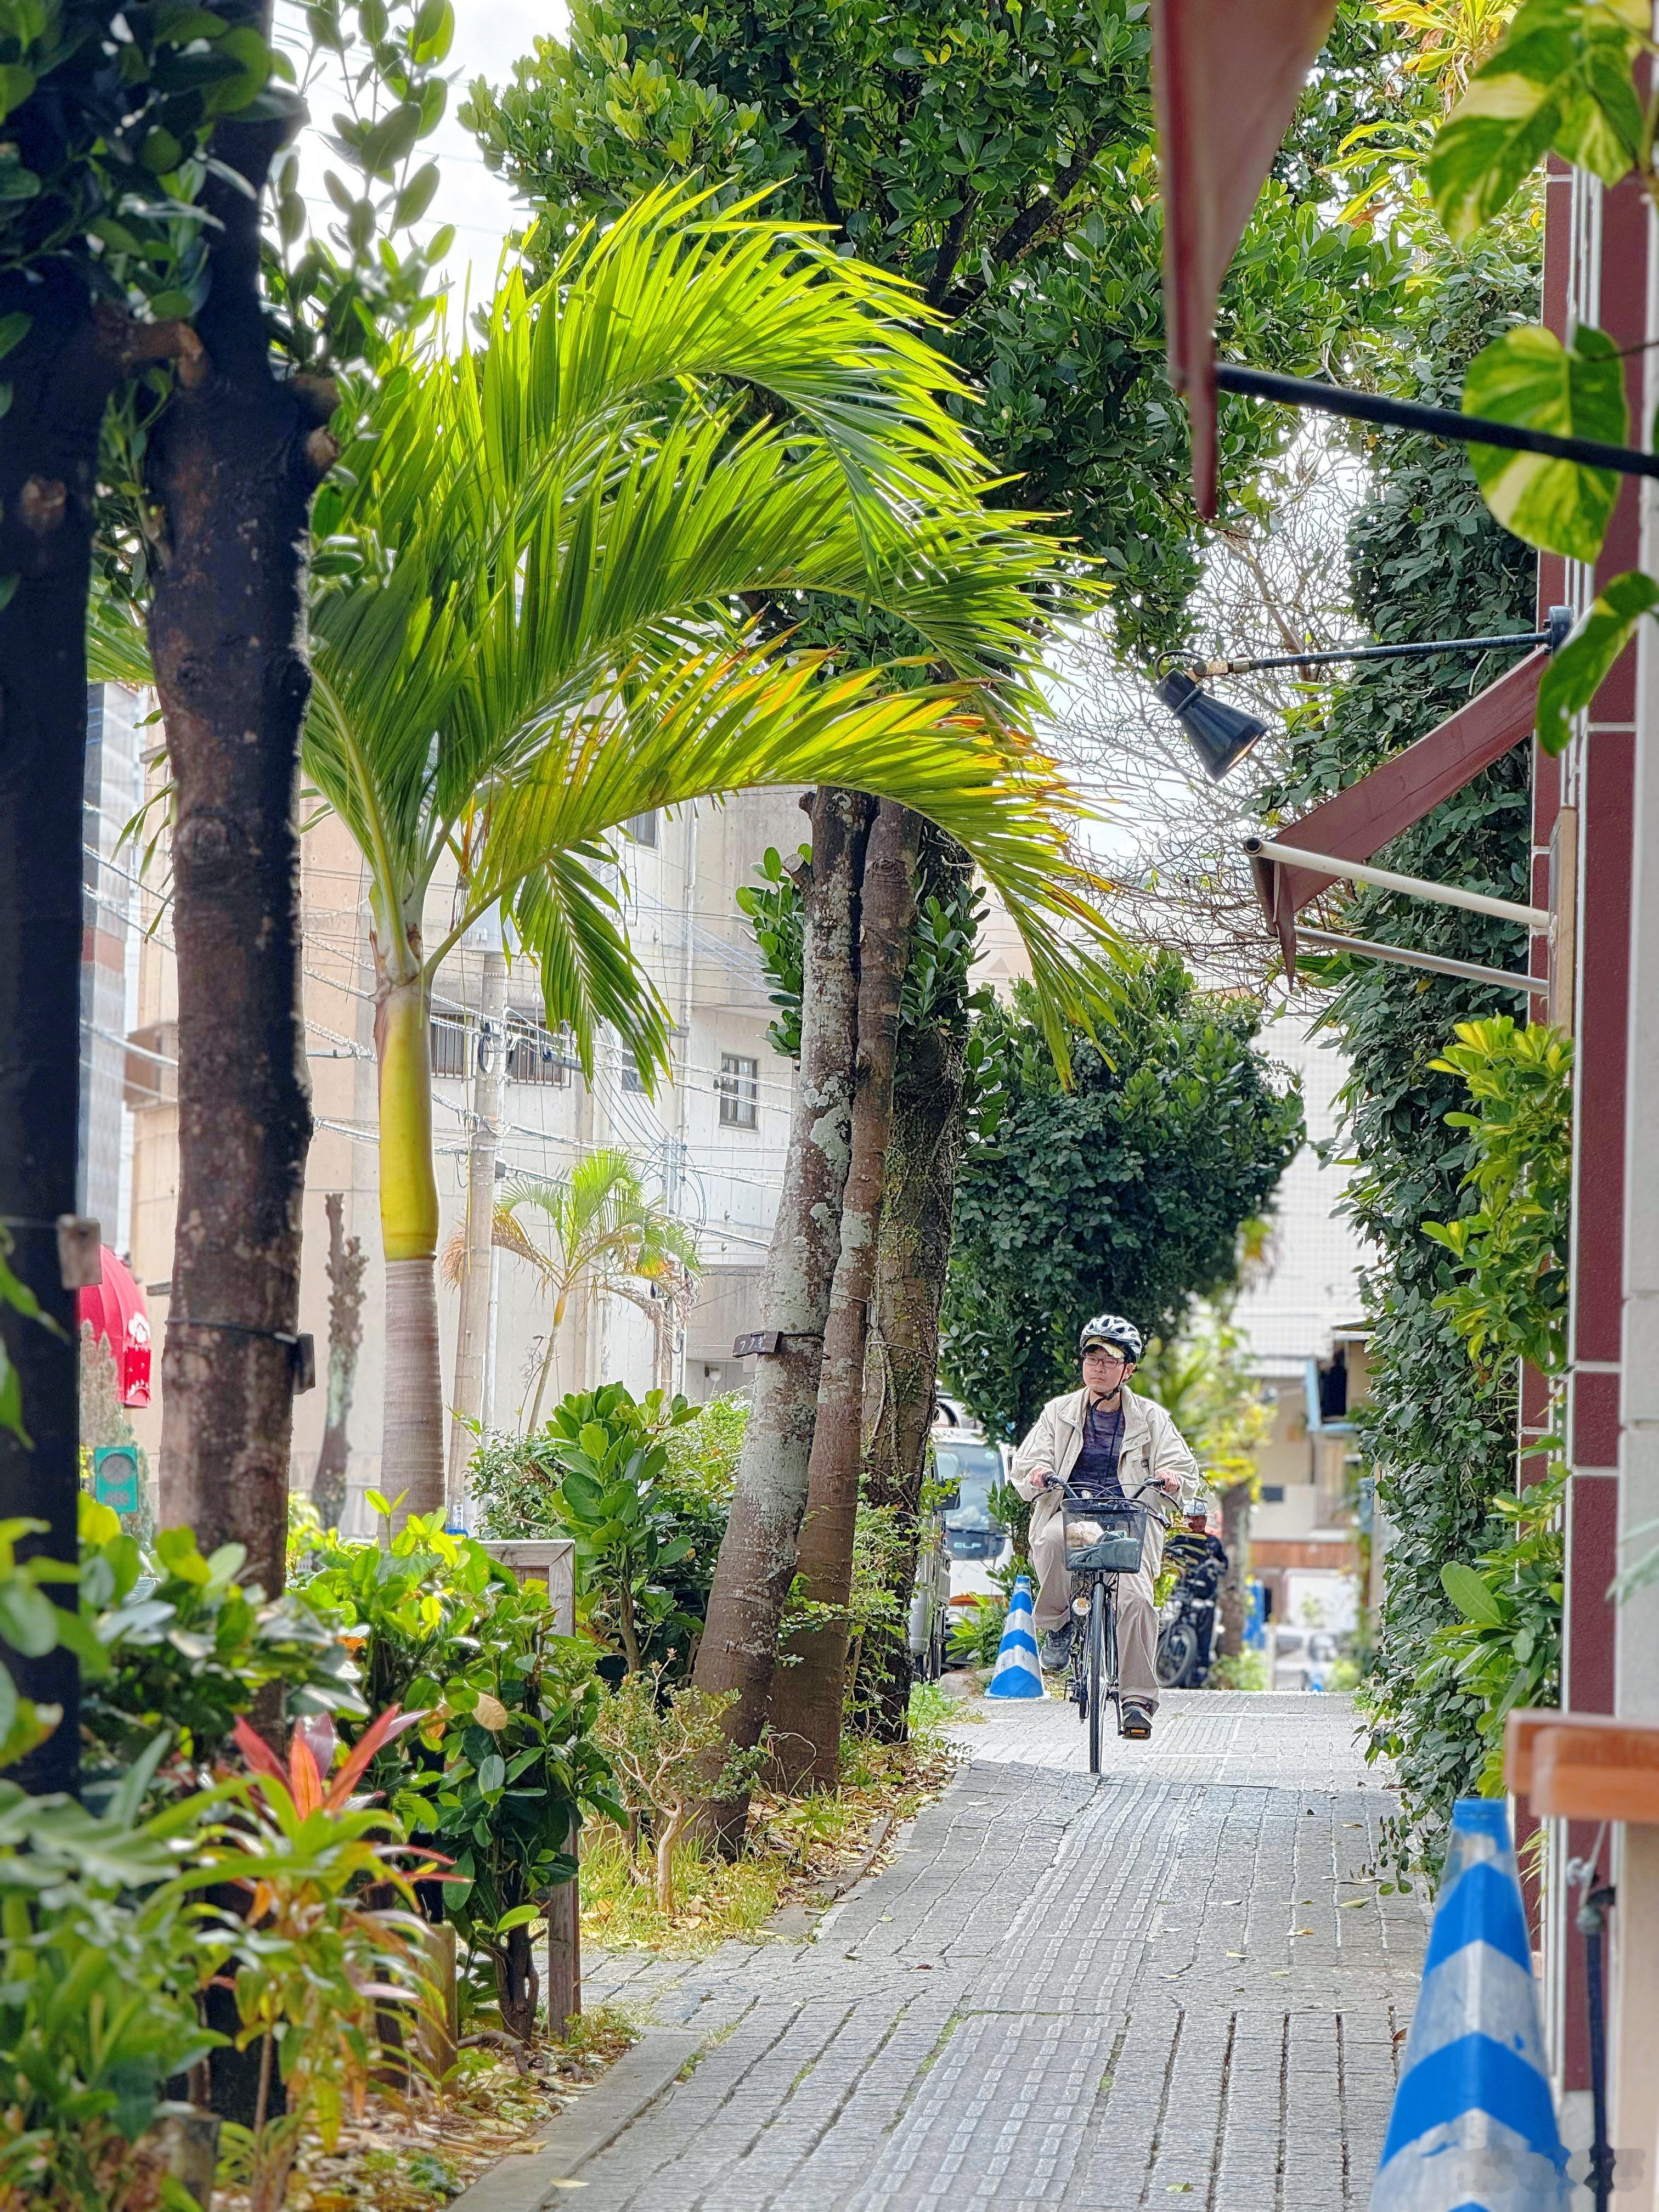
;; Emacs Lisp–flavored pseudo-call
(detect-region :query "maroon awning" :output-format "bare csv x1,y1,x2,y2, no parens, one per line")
1152,0,1340,516
1252,650,1547,975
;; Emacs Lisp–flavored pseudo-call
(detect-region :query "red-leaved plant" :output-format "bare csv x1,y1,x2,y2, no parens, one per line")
206,1706,445,2212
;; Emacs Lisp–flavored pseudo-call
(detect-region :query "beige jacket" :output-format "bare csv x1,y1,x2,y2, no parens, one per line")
1011,1381,1200,1534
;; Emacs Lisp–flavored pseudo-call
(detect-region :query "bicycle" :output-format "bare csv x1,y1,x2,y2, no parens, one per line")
1048,1475,1172,1775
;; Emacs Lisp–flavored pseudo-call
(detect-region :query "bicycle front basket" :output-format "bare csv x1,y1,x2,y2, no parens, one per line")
1063,1501,1149,1575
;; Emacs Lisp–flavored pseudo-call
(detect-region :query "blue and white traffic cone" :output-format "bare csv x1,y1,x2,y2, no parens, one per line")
1371,1798,1570,2212
984,1574,1044,1699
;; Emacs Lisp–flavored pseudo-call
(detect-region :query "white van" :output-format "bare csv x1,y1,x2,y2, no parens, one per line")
931,1400,1013,1604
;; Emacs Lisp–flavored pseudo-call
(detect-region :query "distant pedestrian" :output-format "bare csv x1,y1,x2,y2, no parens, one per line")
1011,1314,1197,1739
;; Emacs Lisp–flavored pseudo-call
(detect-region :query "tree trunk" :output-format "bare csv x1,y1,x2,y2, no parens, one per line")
1218,1480,1252,1661
770,803,916,1790
150,85,332,1594
313,1192,366,1530
861,834,973,1745
692,788,871,1846
448,949,507,1515
375,968,445,1523
0,267,119,1791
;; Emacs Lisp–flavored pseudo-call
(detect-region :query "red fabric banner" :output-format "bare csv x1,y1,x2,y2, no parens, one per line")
1152,0,1339,516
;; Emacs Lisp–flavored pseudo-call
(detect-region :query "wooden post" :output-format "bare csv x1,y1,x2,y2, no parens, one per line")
546,1822,581,2041
419,1919,458,2080
478,1540,581,2035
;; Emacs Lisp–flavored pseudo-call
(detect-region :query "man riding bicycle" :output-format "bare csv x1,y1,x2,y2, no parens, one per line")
1011,1314,1199,1740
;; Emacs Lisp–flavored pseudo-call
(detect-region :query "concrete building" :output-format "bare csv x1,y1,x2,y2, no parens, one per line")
80,685,145,1239
121,781,808,1531
1227,1011,1372,1626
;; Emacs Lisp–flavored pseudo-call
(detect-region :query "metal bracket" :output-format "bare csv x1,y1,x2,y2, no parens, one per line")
1244,837,1550,930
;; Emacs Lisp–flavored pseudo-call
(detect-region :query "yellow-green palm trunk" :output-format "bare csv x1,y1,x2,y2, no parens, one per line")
375,972,446,1523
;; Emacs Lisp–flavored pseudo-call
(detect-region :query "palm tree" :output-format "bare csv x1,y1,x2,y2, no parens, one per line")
97,184,1114,1521
442,1149,698,1424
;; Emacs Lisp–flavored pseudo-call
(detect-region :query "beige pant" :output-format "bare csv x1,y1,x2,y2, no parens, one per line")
1030,1505,1164,1712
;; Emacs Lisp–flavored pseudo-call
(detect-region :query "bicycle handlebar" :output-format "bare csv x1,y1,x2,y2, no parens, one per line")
1048,1474,1173,1515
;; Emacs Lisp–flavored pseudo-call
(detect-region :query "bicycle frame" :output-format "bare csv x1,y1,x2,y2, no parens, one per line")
1046,1475,1172,1773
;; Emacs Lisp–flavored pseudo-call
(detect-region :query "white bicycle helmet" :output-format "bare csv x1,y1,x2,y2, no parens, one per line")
1078,1313,1143,1363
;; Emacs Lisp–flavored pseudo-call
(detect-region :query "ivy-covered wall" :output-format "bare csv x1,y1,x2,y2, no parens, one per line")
1257,237,1539,1858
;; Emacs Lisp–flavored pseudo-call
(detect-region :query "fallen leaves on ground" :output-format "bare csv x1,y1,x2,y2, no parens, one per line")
211,2009,637,2212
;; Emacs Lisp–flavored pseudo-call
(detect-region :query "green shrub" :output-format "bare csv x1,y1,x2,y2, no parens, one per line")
0,1735,224,2211
465,1424,567,1541
295,1505,620,2036
949,1595,1007,1668
1208,1649,1267,1692
467,1386,743,1676
77,1498,363,1785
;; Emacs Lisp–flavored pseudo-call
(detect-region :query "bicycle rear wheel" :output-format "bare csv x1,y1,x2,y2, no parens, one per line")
1087,1581,1105,1775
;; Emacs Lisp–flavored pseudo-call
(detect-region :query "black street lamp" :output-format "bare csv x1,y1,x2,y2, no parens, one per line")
1158,608,1573,781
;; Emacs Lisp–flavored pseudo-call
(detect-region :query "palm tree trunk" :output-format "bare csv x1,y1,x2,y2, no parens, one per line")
313,1190,366,1528
692,788,872,1847
448,948,507,1510
150,80,331,1589
770,803,916,1789
525,1320,561,1434
375,970,444,1522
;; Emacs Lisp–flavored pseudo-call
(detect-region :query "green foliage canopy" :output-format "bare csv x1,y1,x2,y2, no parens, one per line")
462,0,1402,657
940,953,1305,1439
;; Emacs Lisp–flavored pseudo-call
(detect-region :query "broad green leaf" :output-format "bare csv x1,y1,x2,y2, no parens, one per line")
0,1348,25,1448
1463,323,1626,561
1536,570,1659,753
1428,20,1569,240
1429,1,1645,240
0,1579,59,1658
477,1752,506,1793
558,1468,606,1520
1441,1559,1506,1627
0,66,35,122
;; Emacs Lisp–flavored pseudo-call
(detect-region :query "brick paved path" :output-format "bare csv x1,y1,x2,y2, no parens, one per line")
579,1691,1429,2211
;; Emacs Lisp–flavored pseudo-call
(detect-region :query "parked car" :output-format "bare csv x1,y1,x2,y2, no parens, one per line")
932,1420,1013,1603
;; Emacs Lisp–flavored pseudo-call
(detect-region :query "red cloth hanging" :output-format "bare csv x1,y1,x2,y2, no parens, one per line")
77,1245,153,1408
1152,0,1340,517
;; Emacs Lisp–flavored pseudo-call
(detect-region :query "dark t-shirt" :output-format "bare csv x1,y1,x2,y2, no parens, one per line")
1073,1397,1126,1501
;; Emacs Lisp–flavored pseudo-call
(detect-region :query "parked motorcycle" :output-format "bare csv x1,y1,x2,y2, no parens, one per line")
1156,1526,1228,1689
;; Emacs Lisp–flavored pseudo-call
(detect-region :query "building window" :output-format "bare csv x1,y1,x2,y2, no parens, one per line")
430,1015,468,1079
718,1052,759,1129
506,1018,568,1086
624,810,658,848
620,1047,647,1094
1260,1485,1285,1503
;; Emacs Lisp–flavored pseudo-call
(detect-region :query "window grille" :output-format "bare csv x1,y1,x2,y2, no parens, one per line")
430,1015,468,1079
718,1052,759,1129
506,1018,569,1087
620,1047,647,1094
624,810,659,848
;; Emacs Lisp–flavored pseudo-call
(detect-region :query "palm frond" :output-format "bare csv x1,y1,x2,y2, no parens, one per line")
472,639,1116,1081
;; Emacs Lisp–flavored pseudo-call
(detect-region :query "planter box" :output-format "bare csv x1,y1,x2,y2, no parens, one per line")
1505,1707,1659,1822
477,1539,575,1635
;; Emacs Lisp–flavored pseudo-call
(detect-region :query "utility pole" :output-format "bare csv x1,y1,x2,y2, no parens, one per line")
447,945,507,1520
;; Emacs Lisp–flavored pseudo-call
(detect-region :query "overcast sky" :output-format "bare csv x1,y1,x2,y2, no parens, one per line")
277,0,569,313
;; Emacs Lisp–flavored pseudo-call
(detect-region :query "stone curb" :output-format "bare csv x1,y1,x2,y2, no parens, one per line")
444,2029,702,2212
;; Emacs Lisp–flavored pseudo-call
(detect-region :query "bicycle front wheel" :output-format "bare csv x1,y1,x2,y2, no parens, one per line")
1087,1581,1105,1776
